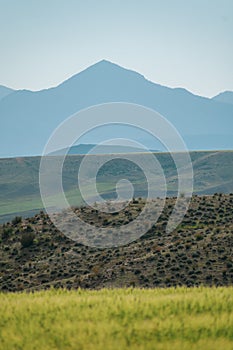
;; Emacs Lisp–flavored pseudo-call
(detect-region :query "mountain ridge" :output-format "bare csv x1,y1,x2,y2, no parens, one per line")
212,91,233,105
1,60,232,99
0,85,15,101
1,60,233,157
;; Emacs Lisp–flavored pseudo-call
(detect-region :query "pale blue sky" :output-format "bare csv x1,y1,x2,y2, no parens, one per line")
0,0,232,97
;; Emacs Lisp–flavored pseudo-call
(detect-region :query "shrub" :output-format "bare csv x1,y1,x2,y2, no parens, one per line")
195,233,204,241
20,231,36,248
1,226,13,239
12,216,22,225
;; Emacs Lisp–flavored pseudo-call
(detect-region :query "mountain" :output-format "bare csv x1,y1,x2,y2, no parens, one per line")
1,60,233,157
0,85,14,101
212,91,233,105
50,143,158,155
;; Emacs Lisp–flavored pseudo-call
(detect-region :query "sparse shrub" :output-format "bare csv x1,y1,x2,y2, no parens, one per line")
92,265,100,275
1,226,13,239
195,233,204,241
12,216,22,225
20,231,35,248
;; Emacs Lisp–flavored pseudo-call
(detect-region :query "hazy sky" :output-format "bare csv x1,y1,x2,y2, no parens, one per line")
0,0,232,97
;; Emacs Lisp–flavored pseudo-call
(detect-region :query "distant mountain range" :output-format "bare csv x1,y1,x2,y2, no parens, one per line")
50,144,158,156
0,85,14,101
212,91,233,105
1,60,233,157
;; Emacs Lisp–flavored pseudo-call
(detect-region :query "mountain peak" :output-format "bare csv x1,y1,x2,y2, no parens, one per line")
87,59,133,72
59,59,145,88
87,59,123,71
97,59,113,64
1,59,233,157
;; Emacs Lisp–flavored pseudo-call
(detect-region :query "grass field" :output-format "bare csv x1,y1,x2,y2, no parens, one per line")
0,287,232,350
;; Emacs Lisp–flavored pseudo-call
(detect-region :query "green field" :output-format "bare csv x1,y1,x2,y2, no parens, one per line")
0,287,232,350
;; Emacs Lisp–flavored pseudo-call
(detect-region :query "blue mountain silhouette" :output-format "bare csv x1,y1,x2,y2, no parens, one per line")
0,60,233,157
212,91,233,105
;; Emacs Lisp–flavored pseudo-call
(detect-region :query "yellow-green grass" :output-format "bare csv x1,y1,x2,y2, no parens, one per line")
0,287,232,350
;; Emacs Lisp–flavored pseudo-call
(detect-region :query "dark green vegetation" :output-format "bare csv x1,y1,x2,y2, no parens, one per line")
0,194,232,292
1,150,233,223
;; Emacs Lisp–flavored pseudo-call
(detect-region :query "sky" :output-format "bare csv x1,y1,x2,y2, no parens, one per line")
0,0,232,97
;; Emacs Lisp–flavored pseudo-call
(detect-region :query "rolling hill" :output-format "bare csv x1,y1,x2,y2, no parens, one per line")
1,194,232,291
1,150,233,223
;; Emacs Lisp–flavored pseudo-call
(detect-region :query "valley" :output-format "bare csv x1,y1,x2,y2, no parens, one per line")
1,150,233,223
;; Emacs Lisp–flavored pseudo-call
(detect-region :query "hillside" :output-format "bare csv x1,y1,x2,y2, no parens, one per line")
0,194,232,292
1,150,233,223
1,60,233,157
